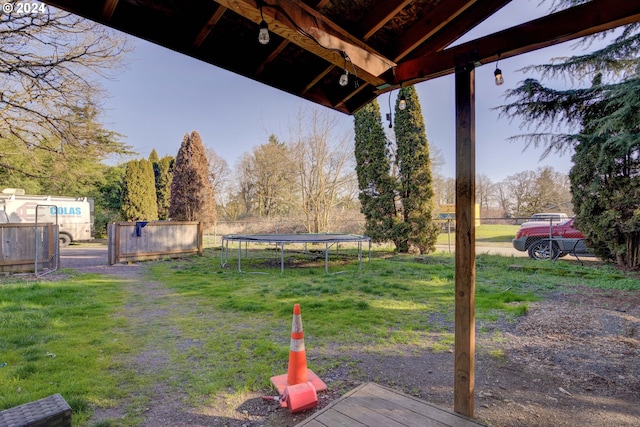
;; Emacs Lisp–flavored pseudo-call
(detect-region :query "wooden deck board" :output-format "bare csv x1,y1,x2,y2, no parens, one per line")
294,383,488,427
312,408,368,426
349,389,450,427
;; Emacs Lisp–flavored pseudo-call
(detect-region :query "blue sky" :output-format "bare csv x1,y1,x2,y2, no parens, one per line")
101,0,610,182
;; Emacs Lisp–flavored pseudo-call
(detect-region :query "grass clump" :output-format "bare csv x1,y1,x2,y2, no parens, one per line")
0,273,135,425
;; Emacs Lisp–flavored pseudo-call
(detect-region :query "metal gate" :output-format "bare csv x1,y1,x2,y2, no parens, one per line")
35,204,59,276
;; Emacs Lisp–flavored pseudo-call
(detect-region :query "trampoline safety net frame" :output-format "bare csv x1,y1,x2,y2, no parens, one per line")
220,233,371,274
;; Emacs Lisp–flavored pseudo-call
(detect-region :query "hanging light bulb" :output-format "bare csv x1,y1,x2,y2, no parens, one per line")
494,54,504,86
258,19,269,45
258,5,269,45
399,94,406,110
494,67,504,86
339,70,349,87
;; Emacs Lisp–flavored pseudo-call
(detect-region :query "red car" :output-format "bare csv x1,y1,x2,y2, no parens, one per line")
512,218,589,260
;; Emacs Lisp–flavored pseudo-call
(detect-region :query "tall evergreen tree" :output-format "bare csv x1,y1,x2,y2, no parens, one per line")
94,164,126,234
155,156,174,220
569,76,640,266
393,86,439,254
354,100,398,244
120,159,158,221
498,3,640,267
148,149,174,220
169,131,216,229
148,149,159,164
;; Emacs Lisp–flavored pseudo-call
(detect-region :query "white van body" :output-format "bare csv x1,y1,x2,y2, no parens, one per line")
0,188,94,246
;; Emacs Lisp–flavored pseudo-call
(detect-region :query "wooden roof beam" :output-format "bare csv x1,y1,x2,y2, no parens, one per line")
357,0,412,41
334,83,369,110
306,0,409,106
255,0,330,76
256,40,289,75
394,0,640,85
192,4,227,49
302,64,333,95
212,0,394,87
101,0,119,20
393,0,479,62
403,0,512,58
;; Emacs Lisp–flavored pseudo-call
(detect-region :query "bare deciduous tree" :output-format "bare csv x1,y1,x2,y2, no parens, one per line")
434,176,456,206
234,153,257,215
498,167,572,218
0,6,131,175
287,107,355,233
492,181,512,218
205,147,230,206
476,173,494,216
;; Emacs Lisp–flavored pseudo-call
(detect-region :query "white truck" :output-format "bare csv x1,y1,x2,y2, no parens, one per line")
0,188,94,246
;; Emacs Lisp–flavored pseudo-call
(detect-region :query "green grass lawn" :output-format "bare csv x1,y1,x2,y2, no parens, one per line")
1,249,638,426
436,224,520,244
0,273,137,424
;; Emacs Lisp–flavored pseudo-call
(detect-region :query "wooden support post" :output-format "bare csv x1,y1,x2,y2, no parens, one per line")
114,222,121,265
454,64,476,417
197,221,204,256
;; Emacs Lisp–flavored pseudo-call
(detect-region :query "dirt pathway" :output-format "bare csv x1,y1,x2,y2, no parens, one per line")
79,264,267,426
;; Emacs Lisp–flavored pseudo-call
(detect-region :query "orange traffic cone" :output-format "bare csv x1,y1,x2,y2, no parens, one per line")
280,381,318,412
270,304,327,395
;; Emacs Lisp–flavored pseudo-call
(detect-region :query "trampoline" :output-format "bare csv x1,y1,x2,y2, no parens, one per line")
220,233,371,273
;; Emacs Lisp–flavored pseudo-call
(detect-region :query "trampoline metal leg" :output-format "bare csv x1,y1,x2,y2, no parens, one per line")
281,242,285,274
325,242,329,274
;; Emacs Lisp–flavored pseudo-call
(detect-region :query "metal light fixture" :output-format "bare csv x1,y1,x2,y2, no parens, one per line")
338,51,350,87
386,95,393,128
494,54,504,86
258,6,269,45
398,94,406,110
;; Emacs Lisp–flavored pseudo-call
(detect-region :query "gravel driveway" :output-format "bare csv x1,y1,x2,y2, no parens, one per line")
60,244,107,268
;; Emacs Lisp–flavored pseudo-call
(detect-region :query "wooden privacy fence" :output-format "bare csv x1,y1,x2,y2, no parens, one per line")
107,221,203,265
0,223,58,274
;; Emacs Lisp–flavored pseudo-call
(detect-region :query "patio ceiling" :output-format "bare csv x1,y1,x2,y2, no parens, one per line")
42,0,640,115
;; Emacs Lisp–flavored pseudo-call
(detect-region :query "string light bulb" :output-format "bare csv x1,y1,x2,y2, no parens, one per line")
258,6,269,45
494,54,504,86
338,50,351,87
399,94,406,110
339,70,349,87
494,68,504,86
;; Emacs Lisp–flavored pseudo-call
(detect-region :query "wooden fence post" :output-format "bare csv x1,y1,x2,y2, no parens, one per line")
198,222,204,255
114,222,121,265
